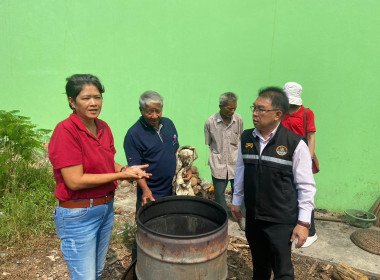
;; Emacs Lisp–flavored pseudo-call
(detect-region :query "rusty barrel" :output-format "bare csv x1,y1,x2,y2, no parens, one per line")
136,196,228,280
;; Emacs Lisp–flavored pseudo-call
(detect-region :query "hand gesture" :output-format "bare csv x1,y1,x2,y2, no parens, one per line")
122,165,151,180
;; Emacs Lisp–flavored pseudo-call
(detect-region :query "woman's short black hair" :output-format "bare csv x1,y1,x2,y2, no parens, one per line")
65,74,105,109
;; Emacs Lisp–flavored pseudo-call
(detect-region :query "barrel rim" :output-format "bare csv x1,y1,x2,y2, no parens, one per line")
136,195,228,239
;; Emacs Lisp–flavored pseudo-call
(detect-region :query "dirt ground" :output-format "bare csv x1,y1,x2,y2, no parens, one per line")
0,184,376,280
0,209,342,280
0,231,337,280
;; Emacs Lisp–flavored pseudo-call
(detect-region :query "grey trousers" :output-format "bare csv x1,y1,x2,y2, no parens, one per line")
212,176,246,216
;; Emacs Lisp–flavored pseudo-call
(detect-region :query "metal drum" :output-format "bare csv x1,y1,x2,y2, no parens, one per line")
136,196,228,280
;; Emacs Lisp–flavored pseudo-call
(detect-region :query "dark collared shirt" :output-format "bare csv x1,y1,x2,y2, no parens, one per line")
124,117,179,200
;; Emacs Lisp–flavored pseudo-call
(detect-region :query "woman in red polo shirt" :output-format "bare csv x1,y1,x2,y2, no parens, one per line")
49,74,150,280
282,82,318,248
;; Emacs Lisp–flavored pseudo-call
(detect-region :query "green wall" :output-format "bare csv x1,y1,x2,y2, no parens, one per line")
1,0,379,212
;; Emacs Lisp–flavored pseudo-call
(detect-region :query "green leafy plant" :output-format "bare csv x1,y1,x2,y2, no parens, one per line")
122,220,137,251
0,110,55,250
0,110,49,160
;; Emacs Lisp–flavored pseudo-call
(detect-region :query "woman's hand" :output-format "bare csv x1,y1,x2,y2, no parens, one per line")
121,165,151,180
60,164,151,191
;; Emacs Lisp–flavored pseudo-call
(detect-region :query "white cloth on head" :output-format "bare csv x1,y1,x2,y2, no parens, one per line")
283,82,303,105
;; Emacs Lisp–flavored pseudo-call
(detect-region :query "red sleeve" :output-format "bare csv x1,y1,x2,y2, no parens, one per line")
107,125,116,155
48,123,83,170
306,109,316,133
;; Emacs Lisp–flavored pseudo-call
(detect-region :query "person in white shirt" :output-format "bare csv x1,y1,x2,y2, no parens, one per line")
231,87,316,280
204,92,246,230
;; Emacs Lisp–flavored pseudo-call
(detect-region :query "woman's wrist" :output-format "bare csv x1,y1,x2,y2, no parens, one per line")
120,166,127,172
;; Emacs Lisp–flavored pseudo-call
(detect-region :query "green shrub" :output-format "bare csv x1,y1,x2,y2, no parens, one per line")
0,110,55,248
0,110,49,161
123,220,137,251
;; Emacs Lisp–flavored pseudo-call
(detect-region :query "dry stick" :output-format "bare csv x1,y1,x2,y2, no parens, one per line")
334,263,369,280
320,273,331,280
235,244,250,248
227,263,238,269
315,216,345,222
332,270,343,280
308,261,319,274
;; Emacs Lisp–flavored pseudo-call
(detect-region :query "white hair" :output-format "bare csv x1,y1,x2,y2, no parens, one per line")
139,90,163,110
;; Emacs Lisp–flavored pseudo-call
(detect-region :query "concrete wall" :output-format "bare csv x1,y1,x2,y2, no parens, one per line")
1,0,379,212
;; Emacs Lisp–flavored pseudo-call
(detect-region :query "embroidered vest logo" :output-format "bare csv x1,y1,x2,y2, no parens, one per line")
276,146,288,156
245,143,253,149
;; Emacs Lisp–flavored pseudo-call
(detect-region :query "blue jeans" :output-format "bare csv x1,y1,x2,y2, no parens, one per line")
212,176,246,216
54,200,114,280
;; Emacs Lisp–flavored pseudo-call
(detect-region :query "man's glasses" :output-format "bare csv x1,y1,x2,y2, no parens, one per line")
250,106,279,114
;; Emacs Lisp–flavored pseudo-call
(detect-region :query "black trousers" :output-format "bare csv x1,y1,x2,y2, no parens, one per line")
245,213,295,280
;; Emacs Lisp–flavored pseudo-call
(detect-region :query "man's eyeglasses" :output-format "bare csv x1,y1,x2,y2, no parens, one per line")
250,106,279,114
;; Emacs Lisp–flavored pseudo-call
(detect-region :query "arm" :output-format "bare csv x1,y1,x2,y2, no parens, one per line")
61,164,151,191
306,132,315,156
115,162,124,173
305,109,316,156
231,145,244,221
239,116,244,137
290,140,316,248
50,124,150,191
136,178,156,206
124,130,157,205
204,120,211,146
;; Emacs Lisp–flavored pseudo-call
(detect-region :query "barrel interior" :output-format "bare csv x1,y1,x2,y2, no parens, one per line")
137,196,227,237
144,213,219,236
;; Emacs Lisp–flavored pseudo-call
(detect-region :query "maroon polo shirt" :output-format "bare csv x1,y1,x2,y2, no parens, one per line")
49,113,117,201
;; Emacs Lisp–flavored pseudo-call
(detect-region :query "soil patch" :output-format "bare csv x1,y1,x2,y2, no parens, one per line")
1,185,377,279
0,233,339,280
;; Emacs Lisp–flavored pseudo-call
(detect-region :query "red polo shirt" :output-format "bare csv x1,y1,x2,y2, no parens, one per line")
282,105,316,137
49,113,117,201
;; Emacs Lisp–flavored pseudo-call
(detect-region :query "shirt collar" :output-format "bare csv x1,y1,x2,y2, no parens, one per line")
215,112,236,125
253,123,281,142
139,116,163,130
69,113,103,138
156,123,163,133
